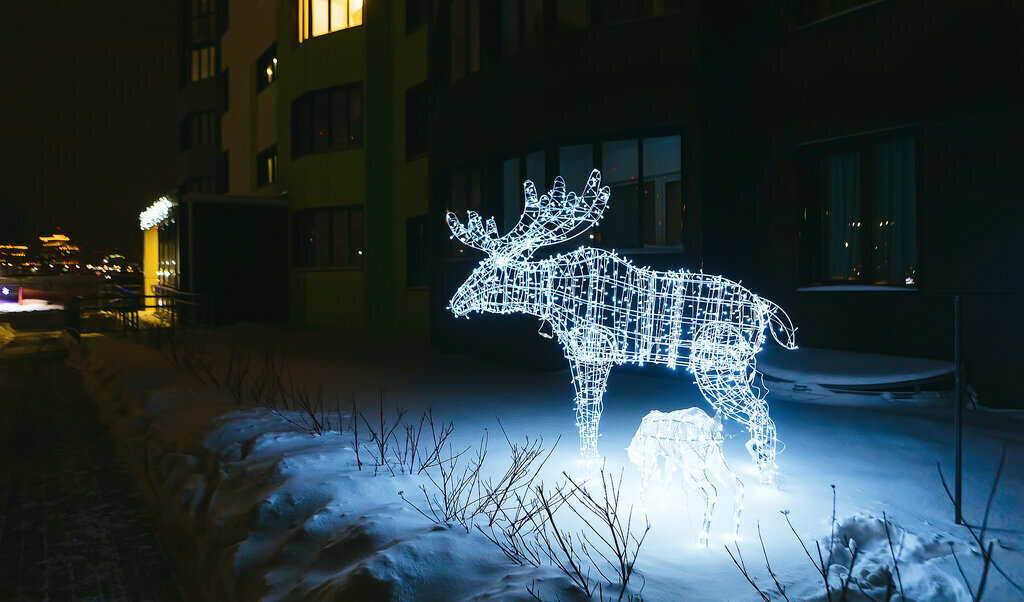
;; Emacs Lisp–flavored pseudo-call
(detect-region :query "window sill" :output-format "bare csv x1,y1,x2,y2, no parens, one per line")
298,24,364,46
797,284,917,293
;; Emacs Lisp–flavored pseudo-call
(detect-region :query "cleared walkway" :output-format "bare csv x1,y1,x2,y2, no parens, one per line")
0,335,183,601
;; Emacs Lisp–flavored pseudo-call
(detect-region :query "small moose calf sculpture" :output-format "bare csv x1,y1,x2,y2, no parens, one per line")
627,408,744,547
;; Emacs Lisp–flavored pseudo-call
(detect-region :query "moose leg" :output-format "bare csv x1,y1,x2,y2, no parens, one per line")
691,325,779,485
568,359,612,461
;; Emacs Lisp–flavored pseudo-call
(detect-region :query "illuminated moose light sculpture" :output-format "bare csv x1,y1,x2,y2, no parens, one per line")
447,169,797,484
627,409,743,547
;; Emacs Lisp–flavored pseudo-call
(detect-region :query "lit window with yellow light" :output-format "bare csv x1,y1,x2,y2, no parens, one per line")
298,0,363,43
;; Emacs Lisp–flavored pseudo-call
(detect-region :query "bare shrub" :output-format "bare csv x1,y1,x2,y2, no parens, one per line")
474,464,650,601
358,391,407,474
728,453,1024,602
402,422,560,535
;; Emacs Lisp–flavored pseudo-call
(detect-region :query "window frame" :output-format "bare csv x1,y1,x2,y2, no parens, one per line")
291,205,366,270
291,82,364,159
797,127,921,289
297,0,364,44
494,134,684,253
180,111,218,150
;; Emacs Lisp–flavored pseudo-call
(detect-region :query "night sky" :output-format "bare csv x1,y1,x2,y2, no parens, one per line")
0,1,178,262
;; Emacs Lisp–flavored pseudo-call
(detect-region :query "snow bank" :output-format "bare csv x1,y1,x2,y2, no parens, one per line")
67,335,580,601
814,513,968,601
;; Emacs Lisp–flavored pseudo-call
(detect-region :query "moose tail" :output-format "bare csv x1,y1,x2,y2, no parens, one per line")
762,298,798,350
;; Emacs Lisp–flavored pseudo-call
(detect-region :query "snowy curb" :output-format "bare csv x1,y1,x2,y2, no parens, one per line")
65,335,572,601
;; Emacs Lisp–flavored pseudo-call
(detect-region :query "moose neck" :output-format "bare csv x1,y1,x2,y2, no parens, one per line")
491,259,551,318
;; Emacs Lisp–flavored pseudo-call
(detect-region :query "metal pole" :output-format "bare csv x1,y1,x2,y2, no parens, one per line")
954,294,963,525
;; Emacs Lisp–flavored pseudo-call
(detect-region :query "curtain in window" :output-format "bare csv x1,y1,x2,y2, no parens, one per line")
823,152,861,281
872,138,916,284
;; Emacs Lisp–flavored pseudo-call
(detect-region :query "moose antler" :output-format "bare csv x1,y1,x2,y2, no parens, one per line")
447,169,611,257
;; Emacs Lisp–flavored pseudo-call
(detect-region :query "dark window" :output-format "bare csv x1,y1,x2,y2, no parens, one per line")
406,215,429,287
801,135,917,286
291,83,363,158
257,145,278,187
292,206,365,268
189,0,217,44
180,111,217,149
256,43,278,93
599,139,641,249
182,176,216,194
450,0,482,81
641,135,682,246
447,167,482,257
406,82,429,160
505,136,680,250
406,0,426,34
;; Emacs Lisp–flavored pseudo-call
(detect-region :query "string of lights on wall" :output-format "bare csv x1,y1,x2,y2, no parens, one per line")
447,169,798,484
139,196,174,230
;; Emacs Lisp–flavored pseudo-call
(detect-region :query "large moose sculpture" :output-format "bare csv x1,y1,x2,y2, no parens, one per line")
447,169,797,484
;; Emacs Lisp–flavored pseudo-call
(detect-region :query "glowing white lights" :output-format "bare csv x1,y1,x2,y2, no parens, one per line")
139,196,173,230
447,169,797,484
627,409,743,547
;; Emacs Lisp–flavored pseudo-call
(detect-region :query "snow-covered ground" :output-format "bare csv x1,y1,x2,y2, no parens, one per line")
66,325,1024,601
0,299,61,313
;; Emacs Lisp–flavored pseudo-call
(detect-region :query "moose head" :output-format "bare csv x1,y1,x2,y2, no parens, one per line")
446,169,610,317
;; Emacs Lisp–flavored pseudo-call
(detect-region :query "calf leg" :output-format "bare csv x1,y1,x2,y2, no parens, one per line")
706,450,744,541
685,472,717,548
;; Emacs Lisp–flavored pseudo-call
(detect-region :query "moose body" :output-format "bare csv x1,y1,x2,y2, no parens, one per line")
626,408,744,547
448,170,796,484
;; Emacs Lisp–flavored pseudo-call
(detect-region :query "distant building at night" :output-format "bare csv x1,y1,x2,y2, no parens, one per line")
168,1,1021,406
38,232,81,272
0,243,30,274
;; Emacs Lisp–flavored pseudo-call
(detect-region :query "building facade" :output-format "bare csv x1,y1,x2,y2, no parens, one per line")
172,1,1021,407
426,0,1022,407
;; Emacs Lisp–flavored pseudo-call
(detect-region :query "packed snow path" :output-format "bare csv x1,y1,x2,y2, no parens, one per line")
0,342,184,601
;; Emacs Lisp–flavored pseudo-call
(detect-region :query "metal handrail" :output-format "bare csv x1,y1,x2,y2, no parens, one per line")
65,285,212,334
